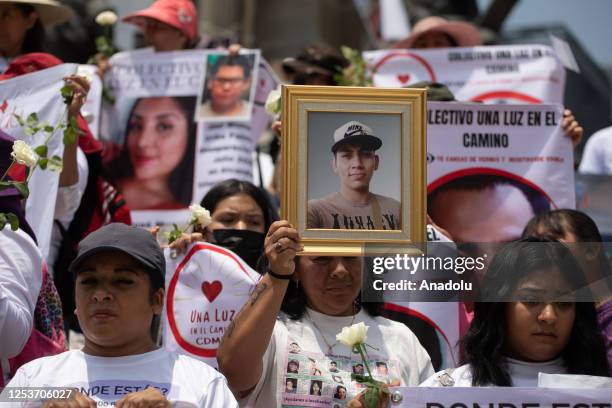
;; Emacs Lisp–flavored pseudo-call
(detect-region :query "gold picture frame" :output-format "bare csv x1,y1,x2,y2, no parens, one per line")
281,85,427,256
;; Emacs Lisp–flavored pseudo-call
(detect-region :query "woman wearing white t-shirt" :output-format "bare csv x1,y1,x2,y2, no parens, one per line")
421,238,610,388
217,221,434,407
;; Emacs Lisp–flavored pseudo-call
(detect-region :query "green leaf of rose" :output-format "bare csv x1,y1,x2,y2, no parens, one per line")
34,145,48,157
48,156,63,172
7,212,19,231
13,114,25,126
38,157,48,170
26,112,39,126
11,181,29,199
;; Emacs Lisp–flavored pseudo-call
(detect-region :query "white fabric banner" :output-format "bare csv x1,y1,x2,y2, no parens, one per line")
0,63,77,257
390,387,612,407
364,45,565,104
163,242,259,368
101,50,277,228
76,65,103,139
427,101,574,210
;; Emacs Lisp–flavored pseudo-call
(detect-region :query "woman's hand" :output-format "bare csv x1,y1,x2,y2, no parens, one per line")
264,220,302,277
115,387,171,408
95,53,112,79
169,231,204,255
562,109,583,147
64,75,91,118
347,387,390,408
228,43,242,55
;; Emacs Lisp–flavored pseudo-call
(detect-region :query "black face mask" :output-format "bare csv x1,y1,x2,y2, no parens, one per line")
212,228,265,270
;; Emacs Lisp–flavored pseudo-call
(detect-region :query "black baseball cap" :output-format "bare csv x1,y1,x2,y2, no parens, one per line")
69,223,165,280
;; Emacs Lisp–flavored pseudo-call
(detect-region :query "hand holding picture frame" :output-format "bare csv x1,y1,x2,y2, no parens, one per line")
281,85,427,255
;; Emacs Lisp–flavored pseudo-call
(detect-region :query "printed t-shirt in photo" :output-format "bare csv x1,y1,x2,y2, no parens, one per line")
308,193,400,230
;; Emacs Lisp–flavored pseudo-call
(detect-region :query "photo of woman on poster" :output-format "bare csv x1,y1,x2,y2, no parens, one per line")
110,96,197,210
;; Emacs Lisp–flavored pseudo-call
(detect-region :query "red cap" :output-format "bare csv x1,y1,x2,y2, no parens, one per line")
0,53,63,80
122,0,198,41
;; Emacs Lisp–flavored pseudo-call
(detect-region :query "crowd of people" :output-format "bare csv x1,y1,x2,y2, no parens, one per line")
1,0,611,407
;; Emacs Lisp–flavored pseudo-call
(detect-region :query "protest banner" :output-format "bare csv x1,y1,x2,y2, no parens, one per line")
388,387,612,408
427,101,573,203
163,242,259,368
364,45,565,104
77,65,103,139
101,50,278,229
0,63,77,257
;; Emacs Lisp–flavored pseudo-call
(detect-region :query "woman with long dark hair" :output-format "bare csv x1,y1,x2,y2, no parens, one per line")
110,96,197,210
421,238,610,387
522,209,612,369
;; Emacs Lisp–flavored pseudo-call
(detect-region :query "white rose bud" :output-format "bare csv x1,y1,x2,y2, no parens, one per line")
336,322,368,348
95,10,118,26
10,140,38,167
189,204,212,228
264,87,281,116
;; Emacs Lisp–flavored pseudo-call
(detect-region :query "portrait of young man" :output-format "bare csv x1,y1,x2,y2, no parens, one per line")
308,119,401,230
197,54,255,121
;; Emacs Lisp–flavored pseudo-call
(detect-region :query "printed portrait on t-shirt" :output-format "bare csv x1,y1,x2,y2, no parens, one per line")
307,112,402,231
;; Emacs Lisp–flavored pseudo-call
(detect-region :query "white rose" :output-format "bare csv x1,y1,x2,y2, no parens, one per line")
95,10,118,26
264,87,281,116
336,322,368,348
189,204,212,228
10,140,38,167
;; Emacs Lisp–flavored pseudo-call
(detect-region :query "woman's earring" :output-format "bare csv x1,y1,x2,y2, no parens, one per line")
294,280,300,290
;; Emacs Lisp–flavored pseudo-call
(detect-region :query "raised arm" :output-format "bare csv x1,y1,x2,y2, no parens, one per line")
216,220,302,394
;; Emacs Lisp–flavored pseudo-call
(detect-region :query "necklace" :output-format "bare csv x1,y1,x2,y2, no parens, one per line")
306,309,356,355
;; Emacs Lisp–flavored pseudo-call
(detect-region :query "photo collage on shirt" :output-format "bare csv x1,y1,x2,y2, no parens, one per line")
281,340,402,407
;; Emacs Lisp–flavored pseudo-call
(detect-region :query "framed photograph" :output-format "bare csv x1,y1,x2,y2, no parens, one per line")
281,85,427,255
195,50,260,123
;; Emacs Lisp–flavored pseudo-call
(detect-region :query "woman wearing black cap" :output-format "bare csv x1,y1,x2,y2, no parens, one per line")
6,223,238,407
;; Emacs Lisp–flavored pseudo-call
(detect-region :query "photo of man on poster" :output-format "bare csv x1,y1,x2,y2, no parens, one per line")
197,53,256,121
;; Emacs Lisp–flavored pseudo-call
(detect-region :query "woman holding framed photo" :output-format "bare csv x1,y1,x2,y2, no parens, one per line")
216,221,433,407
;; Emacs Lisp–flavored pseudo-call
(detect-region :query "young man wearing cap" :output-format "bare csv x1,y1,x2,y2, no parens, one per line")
308,121,400,230
198,54,252,119
5,223,237,407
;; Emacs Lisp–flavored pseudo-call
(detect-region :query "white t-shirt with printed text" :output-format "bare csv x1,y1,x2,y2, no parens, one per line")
6,349,237,407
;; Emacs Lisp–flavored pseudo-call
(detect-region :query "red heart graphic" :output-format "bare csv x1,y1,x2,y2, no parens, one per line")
397,74,411,84
0,100,7,113
201,281,223,303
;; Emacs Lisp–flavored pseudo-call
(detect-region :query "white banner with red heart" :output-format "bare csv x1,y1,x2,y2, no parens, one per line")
364,44,565,104
163,242,260,368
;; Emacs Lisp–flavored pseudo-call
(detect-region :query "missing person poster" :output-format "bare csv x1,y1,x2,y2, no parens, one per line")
364,45,565,104
102,50,278,228
0,63,77,258
164,242,259,368
427,101,574,245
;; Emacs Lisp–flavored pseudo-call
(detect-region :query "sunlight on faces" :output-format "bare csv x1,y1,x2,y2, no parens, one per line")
143,18,188,51
205,193,265,239
208,65,250,114
332,145,379,193
0,4,37,57
75,251,163,355
505,267,575,362
127,97,189,181
412,31,455,49
297,256,362,316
